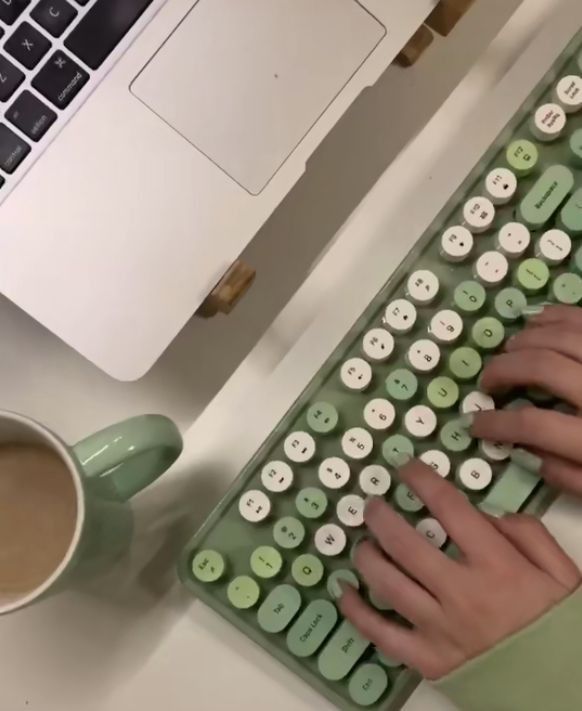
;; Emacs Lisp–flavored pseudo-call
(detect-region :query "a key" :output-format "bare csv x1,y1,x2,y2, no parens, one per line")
31,0,78,38
6,90,56,141
5,22,51,70
0,0,31,25
0,123,30,173
31,50,89,109
0,56,25,102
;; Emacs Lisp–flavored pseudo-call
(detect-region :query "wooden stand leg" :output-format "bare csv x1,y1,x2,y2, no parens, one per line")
395,25,434,67
196,260,256,318
426,0,477,37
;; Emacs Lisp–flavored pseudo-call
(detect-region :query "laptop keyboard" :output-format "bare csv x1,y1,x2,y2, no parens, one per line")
0,0,154,185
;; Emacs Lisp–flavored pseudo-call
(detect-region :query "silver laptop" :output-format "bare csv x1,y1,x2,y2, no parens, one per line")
0,0,435,380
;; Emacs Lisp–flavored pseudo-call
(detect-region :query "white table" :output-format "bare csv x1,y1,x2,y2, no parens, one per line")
3,1,582,709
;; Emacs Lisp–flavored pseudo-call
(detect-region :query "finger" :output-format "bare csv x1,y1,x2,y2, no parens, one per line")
534,450,582,498
480,350,582,407
354,540,441,625
526,305,582,329
490,514,581,590
506,326,582,365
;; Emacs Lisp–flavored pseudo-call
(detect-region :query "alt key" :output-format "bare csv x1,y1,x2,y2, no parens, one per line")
6,91,57,141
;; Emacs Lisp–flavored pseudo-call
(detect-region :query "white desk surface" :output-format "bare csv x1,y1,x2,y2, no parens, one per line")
3,1,582,709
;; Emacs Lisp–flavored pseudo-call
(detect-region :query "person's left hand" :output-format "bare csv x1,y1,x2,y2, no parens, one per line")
339,460,580,680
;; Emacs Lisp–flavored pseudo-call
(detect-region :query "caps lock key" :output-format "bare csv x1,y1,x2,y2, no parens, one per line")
32,50,89,110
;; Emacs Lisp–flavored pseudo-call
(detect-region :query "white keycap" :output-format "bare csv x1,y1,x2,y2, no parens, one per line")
554,75,582,113
318,457,351,490
475,251,509,287
407,339,441,373
440,226,474,262
364,398,396,431
420,450,451,478
341,427,374,460
383,299,417,334
536,229,572,265
480,440,512,462
405,405,438,439
362,328,395,362
337,494,366,527
429,310,464,343
284,431,316,463
416,518,448,549
531,103,567,141
239,490,271,523
463,196,496,233
341,358,373,391
485,168,518,205
407,270,440,305
314,523,347,557
457,458,493,491
461,391,496,414
261,461,294,493
496,222,531,258
359,465,392,496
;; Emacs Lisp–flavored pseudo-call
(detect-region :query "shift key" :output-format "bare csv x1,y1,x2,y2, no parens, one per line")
32,51,89,109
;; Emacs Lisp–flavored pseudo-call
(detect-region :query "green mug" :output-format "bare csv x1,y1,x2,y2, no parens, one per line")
0,410,182,615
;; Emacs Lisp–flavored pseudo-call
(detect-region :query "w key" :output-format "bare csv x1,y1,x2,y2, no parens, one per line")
32,50,89,109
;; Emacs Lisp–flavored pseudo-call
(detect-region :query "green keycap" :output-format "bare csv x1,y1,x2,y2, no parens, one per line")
506,139,539,176
349,664,390,707
570,128,582,167
573,245,582,275
471,317,505,350
394,483,424,513
191,550,225,583
552,273,582,305
286,599,338,657
558,188,582,236
505,398,533,411
250,545,283,579
448,347,482,381
369,592,392,612
454,281,486,313
579,50,582,73
227,575,261,609
291,553,325,587
480,462,540,514
318,620,370,681
296,487,328,519
518,165,574,228
385,368,418,401
440,419,473,453
257,584,302,634
427,376,459,410
273,516,305,549
307,402,339,434
327,569,360,599
376,651,403,669
382,434,414,467
495,287,527,321
516,258,550,293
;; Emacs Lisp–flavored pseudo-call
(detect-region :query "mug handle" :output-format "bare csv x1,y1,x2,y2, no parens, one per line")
72,415,183,501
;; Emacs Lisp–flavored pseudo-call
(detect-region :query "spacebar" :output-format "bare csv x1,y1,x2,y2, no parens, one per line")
64,0,154,70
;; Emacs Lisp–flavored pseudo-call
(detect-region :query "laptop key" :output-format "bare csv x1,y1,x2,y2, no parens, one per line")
5,22,51,70
0,56,25,102
0,0,31,25
6,90,57,141
32,50,89,109
31,0,78,38
0,124,30,173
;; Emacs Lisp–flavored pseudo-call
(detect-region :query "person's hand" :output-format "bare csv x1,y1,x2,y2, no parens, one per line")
339,461,580,680
469,305,582,496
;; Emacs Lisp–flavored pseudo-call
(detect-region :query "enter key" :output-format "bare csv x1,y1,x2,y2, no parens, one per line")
518,165,575,229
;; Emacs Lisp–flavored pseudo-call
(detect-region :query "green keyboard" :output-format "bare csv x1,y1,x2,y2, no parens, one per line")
179,33,582,711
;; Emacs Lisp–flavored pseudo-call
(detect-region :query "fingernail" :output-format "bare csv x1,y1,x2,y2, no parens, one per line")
329,579,344,600
520,304,545,318
479,503,506,519
458,413,474,429
392,452,412,468
511,448,543,474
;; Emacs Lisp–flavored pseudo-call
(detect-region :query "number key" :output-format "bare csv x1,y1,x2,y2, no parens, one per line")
0,56,24,102
5,22,51,70
31,0,78,37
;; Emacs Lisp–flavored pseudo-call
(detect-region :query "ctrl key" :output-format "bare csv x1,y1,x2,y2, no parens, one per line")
0,124,30,174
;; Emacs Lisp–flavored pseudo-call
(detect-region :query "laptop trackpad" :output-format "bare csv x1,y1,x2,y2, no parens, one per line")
131,0,385,194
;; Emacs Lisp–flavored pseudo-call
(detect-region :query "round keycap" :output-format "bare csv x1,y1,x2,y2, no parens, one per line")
291,554,324,587
448,347,482,381
574,244,582,275
536,229,571,265
420,449,451,478
239,490,271,523
531,103,566,142
257,584,302,634
337,494,366,527
376,651,403,669
471,317,505,350
383,299,417,334
328,569,360,599
341,358,373,391
382,435,415,467
251,546,283,579
407,339,441,373
385,368,418,401
261,461,294,493
416,518,448,548
306,402,339,434
364,398,396,431
457,458,493,491
475,251,509,287
191,550,225,583
405,405,438,439
273,516,305,549
369,592,392,612
440,225,474,262
552,273,582,305
284,431,316,463
407,270,440,305
555,75,582,113
463,196,496,233
480,440,512,462
454,280,486,313
342,427,374,461
314,524,347,557
359,465,392,496
318,457,351,490
485,167,518,205
517,258,550,293
440,420,472,453
349,664,389,707
227,576,261,609
570,128,582,166
362,328,395,362
427,376,460,410
496,222,531,258
461,391,495,414
394,484,424,513
495,287,527,321
506,139,539,176
296,487,328,519
429,309,463,343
